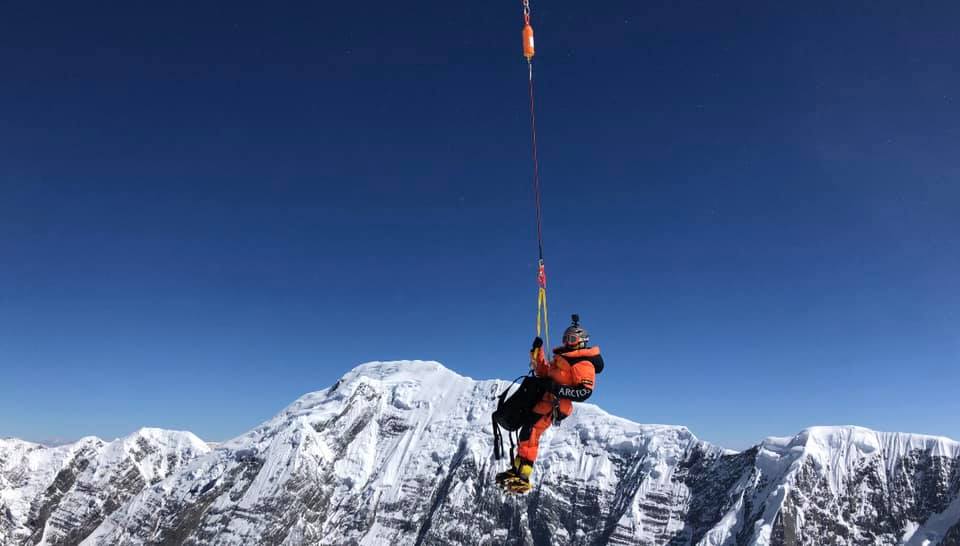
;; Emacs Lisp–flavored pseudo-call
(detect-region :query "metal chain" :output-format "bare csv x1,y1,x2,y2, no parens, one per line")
522,0,530,21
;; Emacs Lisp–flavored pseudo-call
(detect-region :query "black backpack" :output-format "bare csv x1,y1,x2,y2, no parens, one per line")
491,375,546,460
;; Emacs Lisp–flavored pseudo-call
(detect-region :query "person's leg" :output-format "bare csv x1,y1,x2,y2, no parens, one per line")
515,412,553,480
496,396,555,492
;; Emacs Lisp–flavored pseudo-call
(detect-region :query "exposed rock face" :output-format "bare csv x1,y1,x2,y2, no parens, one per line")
0,429,209,545
4,362,959,545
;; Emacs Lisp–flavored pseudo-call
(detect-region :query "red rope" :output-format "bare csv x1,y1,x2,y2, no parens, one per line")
529,65,544,261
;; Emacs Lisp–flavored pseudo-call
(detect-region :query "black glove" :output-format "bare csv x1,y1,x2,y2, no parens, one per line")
531,336,544,350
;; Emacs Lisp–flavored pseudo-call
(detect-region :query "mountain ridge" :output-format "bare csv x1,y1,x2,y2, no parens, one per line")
2,360,958,545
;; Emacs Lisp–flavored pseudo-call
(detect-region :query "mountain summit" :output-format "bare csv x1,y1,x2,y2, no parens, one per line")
2,361,958,545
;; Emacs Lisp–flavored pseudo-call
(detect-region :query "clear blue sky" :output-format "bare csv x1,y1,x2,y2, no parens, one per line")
1,1,957,450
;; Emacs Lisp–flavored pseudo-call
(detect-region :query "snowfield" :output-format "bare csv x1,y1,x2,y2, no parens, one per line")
2,361,958,545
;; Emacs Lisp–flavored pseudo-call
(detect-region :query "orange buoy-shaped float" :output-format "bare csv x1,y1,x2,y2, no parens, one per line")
522,22,535,60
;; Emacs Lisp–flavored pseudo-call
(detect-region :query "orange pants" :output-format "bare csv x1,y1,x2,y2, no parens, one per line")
517,412,553,463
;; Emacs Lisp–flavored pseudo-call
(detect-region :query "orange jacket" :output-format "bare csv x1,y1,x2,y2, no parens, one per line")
530,346,603,416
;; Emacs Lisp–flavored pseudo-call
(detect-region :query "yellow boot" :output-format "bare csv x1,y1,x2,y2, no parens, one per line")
496,456,533,494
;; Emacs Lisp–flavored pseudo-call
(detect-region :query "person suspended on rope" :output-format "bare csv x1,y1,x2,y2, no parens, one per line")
495,314,605,493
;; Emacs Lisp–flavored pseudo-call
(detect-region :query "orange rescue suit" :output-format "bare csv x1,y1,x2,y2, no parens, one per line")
517,346,602,463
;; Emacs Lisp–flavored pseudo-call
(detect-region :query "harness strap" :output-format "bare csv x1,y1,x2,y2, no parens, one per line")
492,414,504,460
536,261,549,349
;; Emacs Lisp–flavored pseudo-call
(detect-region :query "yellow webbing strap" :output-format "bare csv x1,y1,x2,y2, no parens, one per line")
536,286,549,352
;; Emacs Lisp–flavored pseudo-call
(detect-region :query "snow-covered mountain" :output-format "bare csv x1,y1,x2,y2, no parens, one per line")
0,428,209,545
3,361,959,545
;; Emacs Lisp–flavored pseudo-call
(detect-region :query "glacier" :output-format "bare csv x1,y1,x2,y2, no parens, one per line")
1,360,958,545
